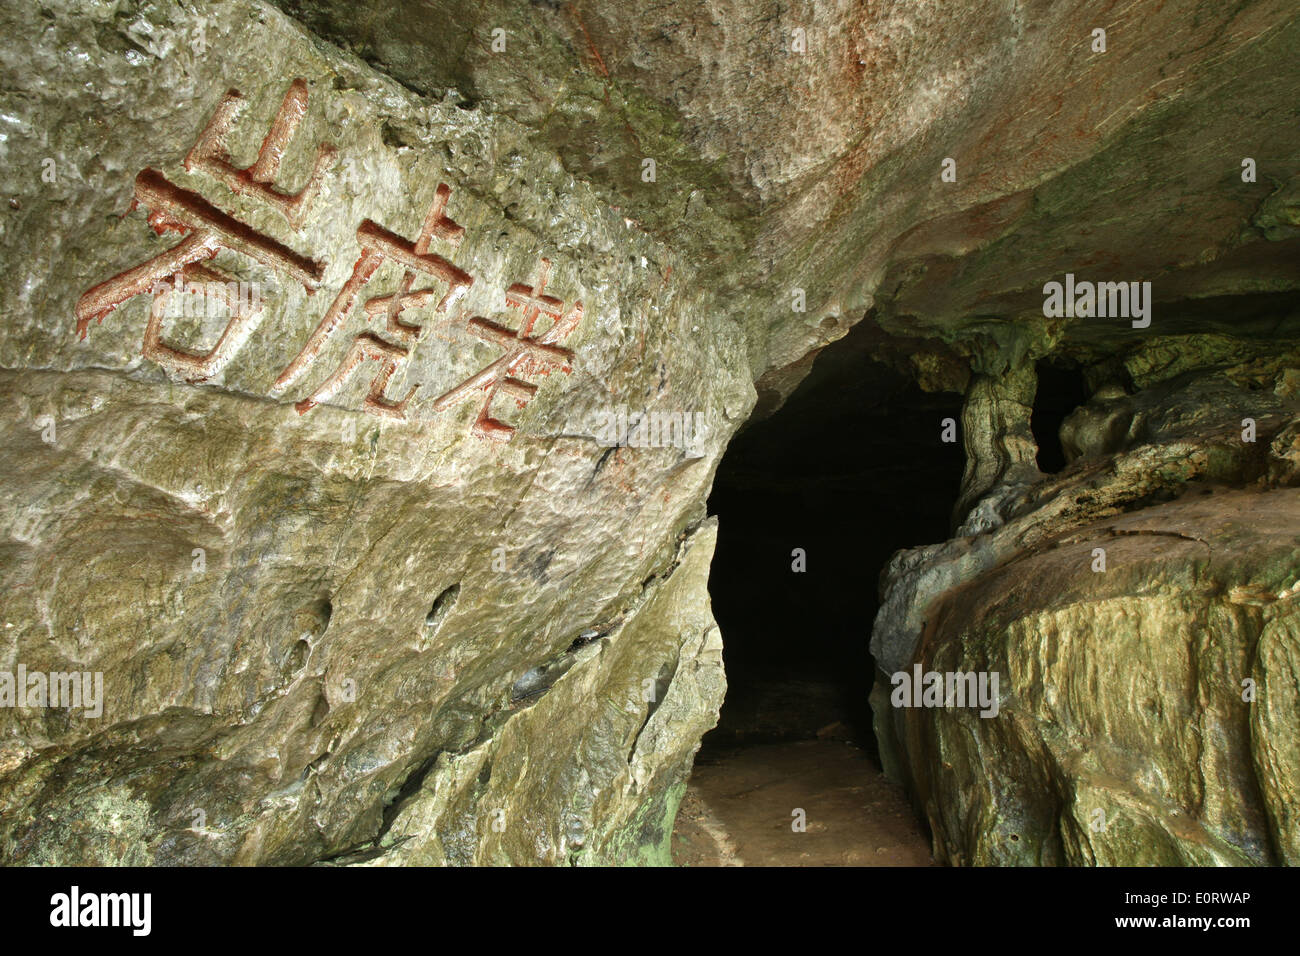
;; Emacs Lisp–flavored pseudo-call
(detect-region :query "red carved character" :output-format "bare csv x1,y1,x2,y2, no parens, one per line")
431,258,583,441
74,80,335,383
273,183,474,419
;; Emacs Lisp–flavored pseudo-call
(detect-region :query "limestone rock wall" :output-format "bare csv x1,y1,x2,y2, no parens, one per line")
896,487,1300,866
271,0,1300,410
5,0,1300,867
872,353,1300,865
0,0,746,865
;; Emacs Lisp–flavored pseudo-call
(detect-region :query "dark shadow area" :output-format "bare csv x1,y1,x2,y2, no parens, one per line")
1031,360,1089,474
703,321,965,758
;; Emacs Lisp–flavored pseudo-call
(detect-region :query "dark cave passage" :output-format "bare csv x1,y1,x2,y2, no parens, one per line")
703,323,966,751
1031,360,1089,475
674,322,967,865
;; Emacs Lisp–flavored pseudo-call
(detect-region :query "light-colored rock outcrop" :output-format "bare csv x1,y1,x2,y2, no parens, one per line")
872,356,1300,865
889,487,1300,865
0,0,743,865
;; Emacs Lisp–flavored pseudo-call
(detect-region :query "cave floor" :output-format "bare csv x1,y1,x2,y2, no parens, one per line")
671,738,936,867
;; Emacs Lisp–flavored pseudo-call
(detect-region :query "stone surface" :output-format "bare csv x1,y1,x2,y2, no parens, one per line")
0,0,745,865
276,0,1300,405
351,520,724,866
672,739,934,867
872,358,1300,678
953,359,1041,529
872,355,1300,865
4,0,1300,867
889,487,1300,865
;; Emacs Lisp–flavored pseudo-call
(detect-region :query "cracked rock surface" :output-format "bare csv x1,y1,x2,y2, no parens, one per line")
884,486,1300,865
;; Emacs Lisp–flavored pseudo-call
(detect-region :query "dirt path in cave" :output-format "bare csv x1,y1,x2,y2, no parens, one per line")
672,738,936,867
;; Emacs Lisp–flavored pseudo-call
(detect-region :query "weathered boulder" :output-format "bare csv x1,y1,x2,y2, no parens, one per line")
891,487,1300,865
872,354,1300,865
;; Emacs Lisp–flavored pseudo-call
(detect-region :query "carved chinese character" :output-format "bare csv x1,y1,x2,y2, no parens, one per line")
142,264,265,382
74,80,334,384
186,79,337,230
273,183,473,418
431,259,584,441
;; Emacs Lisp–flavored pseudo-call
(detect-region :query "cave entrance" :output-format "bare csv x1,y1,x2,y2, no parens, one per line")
1031,359,1089,474
672,321,965,866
